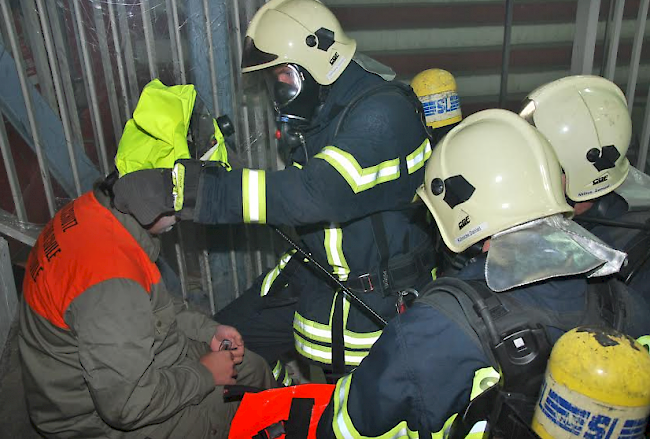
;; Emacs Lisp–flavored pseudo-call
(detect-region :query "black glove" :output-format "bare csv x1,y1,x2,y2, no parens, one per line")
113,160,204,226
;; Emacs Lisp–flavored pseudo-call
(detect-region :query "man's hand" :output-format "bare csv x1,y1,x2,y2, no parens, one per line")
210,325,244,364
199,350,237,386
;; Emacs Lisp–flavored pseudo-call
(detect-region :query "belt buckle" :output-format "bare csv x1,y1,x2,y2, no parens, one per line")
357,273,374,293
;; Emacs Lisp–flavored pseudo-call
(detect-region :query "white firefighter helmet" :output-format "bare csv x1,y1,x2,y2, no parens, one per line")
520,75,631,202
417,109,572,253
241,0,356,86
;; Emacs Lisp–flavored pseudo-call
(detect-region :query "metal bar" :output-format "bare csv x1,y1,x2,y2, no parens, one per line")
498,0,514,108
0,115,27,222
106,0,131,122
0,0,56,216
92,2,123,143
174,227,189,302
19,0,57,111
170,0,186,84
0,210,41,247
201,248,216,315
0,237,19,353
604,0,625,81
140,0,158,80
165,0,181,83
626,0,649,112
35,0,82,197
72,0,110,175
571,0,601,75
45,0,84,151
637,84,650,172
203,0,220,116
117,2,140,110
599,0,614,77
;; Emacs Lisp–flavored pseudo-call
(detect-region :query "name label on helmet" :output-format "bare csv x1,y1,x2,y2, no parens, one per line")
578,183,611,198
421,91,461,126
455,222,487,246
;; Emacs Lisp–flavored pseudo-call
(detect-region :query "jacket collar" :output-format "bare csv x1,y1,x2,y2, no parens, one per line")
93,185,161,262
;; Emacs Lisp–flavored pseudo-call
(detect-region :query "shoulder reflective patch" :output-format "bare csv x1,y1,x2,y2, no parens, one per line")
315,146,400,193
292,162,303,169
406,139,432,174
471,367,500,400
325,225,350,281
332,375,420,439
260,250,296,296
242,169,266,223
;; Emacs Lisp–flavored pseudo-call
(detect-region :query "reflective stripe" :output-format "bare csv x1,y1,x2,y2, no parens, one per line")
325,225,350,281
260,250,296,296
470,367,500,400
242,169,266,223
406,139,432,175
282,369,292,387
292,162,303,169
341,295,382,349
272,361,283,380
294,332,367,366
294,312,381,350
637,335,650,352
333,375,419,439
315,146,400,193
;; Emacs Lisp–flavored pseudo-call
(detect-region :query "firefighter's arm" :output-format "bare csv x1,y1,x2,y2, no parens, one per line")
318,303,488,437
192,98,426,226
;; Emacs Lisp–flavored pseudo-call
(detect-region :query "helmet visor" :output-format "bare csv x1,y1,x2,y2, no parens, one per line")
242,36,278,70
265,63,303,112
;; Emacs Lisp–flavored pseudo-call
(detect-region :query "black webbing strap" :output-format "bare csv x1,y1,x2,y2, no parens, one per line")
370,213,391,293
254,398,315,439
331,292,346,377
285,397,315,439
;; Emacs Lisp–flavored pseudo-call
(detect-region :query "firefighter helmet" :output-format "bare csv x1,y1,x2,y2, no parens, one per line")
520,75,631,202
241,0,356,86
417,109,572,253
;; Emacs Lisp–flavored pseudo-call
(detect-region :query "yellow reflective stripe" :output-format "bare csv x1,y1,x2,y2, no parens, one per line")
292,162,303,169
242,169,266,223
470,367,500,400
325,225,350,281
637,335,650,353
172,162,186,211
294,311,381,350
294,332,367,366
260,250,296,297
406,139,432,175
333,375,419,439
272,361,283,380
282,369,292,387
315,146,400,193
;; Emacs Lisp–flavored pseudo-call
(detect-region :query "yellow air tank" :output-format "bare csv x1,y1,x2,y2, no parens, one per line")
532,326,650,438
411,68,462,129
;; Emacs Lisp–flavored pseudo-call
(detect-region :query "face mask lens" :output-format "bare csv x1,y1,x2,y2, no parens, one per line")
266,64,302,111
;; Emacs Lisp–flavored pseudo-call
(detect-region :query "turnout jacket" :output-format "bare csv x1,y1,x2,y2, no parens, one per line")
195,61,435,367
20,187,220,438
316,255,650,438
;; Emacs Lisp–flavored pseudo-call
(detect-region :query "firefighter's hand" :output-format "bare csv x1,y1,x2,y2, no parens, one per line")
199,350,237,386
211,325,244,364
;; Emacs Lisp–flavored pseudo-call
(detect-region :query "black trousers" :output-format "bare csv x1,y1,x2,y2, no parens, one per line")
214,276,297,364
